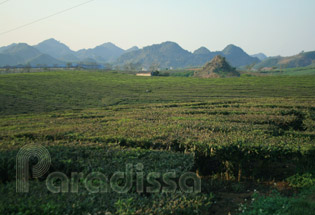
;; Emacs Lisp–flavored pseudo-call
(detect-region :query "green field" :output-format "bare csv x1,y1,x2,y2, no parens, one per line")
1,70,315,115
252,67,315,76
1,70,315,214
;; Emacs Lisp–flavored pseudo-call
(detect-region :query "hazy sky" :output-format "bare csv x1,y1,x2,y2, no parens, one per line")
1,0,314,56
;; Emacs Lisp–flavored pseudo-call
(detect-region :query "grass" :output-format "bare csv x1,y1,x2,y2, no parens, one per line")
0,70,315,214
252,67,315,76
239,186,315,215
0,70,315,115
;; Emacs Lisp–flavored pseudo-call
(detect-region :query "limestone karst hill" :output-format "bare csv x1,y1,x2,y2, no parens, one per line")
194,55,240,78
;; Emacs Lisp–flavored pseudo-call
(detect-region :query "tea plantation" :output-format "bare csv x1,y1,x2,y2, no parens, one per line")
0,70,314,214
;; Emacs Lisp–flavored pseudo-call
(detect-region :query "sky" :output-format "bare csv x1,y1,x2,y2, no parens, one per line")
0,0,315,56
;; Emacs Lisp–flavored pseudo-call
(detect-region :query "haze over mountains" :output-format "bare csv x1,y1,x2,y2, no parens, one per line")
0,39,260,69
0,38,314,70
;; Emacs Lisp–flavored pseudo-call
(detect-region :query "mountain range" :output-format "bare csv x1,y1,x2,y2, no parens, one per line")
0,38,313,70
0,38,261,69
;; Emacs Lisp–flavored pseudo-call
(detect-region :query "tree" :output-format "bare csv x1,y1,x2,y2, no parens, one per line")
5,65,10,73
151,71,160,76
67,62,73,68
245,63,256,71
104,63,112,71
123,62,140,71
24,63,31,73
114,65,121,71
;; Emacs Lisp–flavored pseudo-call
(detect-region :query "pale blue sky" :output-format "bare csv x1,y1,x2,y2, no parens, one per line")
1,0,314,56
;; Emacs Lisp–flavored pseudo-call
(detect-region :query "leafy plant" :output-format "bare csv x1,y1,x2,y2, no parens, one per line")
286,173,315,188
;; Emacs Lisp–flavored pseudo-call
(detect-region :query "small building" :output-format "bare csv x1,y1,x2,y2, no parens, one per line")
136,72,153,77
261,67,274,71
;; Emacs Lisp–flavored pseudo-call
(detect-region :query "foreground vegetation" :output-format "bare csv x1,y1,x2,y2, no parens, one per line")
0,70,314,214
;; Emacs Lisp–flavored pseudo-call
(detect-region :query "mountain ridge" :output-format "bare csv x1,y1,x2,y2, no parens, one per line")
2,38,311,69
115,42,259,69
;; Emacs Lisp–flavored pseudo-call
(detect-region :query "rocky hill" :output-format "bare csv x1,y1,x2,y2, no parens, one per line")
194,55,240,78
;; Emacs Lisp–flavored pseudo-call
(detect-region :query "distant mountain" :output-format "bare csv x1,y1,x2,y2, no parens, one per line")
28,54,64,67
0,39,268,69
34,38,78,62
251,53,267,61
0,43,17,53
0,39,129,67
194,55,240,78
253,56,282,70
34,39,128,63
79,57,98,64
76,42,125,63
0,53,19,66
253,51,315,70
115,41,192,68
190,47,219,67
0,43,63,67
126,46,139,53
221,45,260,68
3,43,41,60
116,42,259,69
0,43,41,66
193,47,212,55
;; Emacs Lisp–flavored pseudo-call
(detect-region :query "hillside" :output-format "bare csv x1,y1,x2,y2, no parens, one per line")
28,54,64,67
0,54,19,66
194,55,240,78
253,51,315,70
